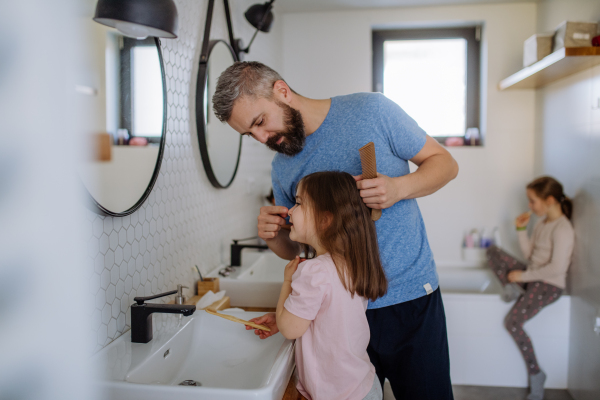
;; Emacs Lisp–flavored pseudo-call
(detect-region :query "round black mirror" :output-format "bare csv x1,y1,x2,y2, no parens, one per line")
75,22,167,216
196,40,241,189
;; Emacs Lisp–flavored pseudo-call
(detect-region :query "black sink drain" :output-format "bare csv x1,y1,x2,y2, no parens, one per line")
179,380,202,386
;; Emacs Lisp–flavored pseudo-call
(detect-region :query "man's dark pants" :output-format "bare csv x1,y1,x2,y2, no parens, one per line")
366,288,454,399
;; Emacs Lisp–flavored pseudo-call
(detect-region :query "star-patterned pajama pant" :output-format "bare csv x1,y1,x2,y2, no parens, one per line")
486,246,563,375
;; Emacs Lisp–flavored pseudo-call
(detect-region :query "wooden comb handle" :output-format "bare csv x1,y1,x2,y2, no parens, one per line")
358,142,382,221
205,309,271,331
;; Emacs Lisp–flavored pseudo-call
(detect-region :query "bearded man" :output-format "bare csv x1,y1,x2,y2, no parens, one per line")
212,61,458,400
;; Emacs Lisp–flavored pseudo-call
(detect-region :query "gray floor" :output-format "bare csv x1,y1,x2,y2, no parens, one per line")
452,385,573,400
382,381,573,400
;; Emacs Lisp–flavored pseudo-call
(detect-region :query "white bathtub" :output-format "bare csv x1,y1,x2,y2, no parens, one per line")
210,252,570,389
439,267,570,389
438,267,502,294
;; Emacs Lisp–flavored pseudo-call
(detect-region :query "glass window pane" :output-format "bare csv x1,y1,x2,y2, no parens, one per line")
383,38,466,137
131,46,163,137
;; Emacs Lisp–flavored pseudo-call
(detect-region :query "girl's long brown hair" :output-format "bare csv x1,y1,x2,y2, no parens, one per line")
298,171,387,301
527,176,573,220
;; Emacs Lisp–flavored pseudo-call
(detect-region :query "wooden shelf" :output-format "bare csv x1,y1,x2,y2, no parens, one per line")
498,47,600,90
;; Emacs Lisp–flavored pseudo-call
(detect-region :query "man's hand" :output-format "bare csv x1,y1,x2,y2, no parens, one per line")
245,313,279,339
258,206,289,240
354,173,403,209
508,270,523,282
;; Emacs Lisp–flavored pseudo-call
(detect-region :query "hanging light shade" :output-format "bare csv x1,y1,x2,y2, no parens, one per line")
244,1,274,33
93,0,178,39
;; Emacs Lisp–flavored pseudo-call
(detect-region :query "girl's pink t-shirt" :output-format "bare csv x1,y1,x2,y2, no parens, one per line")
284,253,375,400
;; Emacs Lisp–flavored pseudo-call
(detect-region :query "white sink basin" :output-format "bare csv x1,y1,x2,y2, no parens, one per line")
210,251,287,308
93,310,295,400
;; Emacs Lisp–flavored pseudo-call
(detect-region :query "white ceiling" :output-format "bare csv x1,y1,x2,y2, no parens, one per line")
273,0,539,14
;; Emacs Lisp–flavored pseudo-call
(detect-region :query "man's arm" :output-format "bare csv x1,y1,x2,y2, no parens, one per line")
356,136,458,208
266,227,301,260
402,135,459,199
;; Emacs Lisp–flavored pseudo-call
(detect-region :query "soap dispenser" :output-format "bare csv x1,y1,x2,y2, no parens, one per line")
176,284,189,305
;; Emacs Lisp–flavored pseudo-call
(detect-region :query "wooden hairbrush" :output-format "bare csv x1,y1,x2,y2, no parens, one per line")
358,142,382,221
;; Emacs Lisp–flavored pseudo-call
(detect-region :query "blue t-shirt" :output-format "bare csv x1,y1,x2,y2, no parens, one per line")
272,92,438,309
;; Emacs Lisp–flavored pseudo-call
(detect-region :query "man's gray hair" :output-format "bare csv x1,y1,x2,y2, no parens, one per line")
212,61,288,122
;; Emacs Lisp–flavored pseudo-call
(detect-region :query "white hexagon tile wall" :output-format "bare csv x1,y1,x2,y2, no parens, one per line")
84,0,282,354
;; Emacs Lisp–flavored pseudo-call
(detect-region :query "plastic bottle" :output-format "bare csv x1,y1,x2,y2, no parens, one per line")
471,229,481,248
481,228,494,248
492,227,501,247
465,231,474,248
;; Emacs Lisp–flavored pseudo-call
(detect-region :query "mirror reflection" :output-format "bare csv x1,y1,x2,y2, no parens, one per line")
76,21,165,215
197,40,240,188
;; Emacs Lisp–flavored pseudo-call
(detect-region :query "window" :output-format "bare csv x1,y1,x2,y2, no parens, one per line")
114,37,164,143
373,27,481,145
131,46,163,139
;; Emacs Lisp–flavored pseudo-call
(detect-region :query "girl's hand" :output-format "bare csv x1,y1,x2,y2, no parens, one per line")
515,211,532,228
508,270,523,282
245,313,279,339
284,256,301,282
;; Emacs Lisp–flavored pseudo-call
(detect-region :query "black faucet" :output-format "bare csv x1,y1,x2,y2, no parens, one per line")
230,237,269,267
131,289,196,343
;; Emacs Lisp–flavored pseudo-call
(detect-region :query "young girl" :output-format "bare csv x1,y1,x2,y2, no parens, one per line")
246,171,387,400
486,176,574,400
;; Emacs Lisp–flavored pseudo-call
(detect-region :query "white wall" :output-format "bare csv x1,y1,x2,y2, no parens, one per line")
281,3,537,264
534,1,600,399
0,1,92,399
83,0,280,353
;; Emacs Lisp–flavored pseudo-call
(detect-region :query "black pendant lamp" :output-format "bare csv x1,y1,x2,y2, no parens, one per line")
237,0,275,54
93,0,179,39
245,1,274,32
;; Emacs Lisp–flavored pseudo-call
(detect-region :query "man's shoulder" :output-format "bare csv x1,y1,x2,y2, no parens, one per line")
334,92,384,107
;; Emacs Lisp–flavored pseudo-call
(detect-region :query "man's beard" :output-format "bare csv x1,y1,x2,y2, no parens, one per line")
265,101,305,156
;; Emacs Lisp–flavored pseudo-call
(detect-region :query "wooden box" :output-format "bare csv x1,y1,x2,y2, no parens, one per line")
94,132,112,161
197,277,219,297
523,33,553,67
553,21,598,52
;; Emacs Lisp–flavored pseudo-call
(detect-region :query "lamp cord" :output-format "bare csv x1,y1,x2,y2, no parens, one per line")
243,29,260,52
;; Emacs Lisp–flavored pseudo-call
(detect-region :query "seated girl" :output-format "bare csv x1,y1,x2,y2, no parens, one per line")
486,176,574,400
